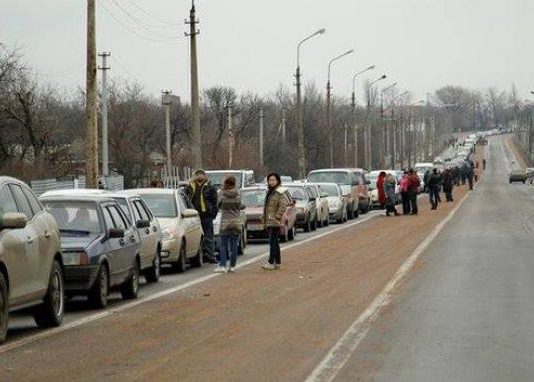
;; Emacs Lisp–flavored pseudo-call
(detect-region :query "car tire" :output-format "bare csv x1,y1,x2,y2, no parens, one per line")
324,217,329,227
33,260,64,328
190,239,204,268
288,226,296,241
353,205,359,219
280,225,289,243
88,263,109,309
311,217,317,231
304,217,311,233
121,259,140,300
238,231,246,256
0,272,8,344
145,250,161,283
173,244,187,273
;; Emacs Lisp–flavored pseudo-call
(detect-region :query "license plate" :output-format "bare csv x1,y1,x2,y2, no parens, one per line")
248,224,265,231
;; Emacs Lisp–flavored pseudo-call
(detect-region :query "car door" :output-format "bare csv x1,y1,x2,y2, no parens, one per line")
100,205,123,286
8,184,45,297
132,198,157,269
177,192,201,257
109,204,137,279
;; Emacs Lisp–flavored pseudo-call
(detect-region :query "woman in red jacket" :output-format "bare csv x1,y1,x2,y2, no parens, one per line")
377,171,387,209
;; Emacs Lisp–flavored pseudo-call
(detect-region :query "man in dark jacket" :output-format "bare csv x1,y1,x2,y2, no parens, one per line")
442,168,454,202
426,168,442,210
186,169,218,263
407,169,421,215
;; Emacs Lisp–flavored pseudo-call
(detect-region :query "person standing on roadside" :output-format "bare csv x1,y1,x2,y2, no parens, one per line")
186,169,219,264
399,171,410,215
483,158,487,170
215,176,244,273
407,169,421,215
442,168,454,202
423,170,431,193
384,173,399,216
427,168,442,210
377,171,387,209
262,173,288,271
467,165,475,190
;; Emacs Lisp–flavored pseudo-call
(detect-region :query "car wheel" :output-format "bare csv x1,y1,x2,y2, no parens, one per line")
238,232,246,256
0,272,8,344
121,259,140,300
311,217,317,231
145,250,161,283
190,239,204,267
324,217,329,227
88,263,109,309
353,205,359,219
33,260,64,328
280,225,289,243
288,225,296,241
173,244,187,273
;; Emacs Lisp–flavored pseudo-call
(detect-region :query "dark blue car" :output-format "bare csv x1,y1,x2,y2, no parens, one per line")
40,195,141,308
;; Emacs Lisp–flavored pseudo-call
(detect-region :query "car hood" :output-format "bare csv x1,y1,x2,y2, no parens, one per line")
60,235,100,251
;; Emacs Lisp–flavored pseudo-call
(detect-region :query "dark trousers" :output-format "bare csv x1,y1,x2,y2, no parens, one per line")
200,217,215,260
444,188,453,202
267,227,281,265
468,176,474,190
408,191,418,215
429,186,440,209
401,192,410,215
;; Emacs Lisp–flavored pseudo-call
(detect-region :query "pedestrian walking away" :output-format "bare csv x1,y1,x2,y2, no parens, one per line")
262,173,288,271
427,168,442,210
384,173,399,216
186,169,219,264
407,169,420,215
399,171,410,215
483,158,487,170
377,171,387,209
215,176,244,273
442,168,454,202
467,164,475,191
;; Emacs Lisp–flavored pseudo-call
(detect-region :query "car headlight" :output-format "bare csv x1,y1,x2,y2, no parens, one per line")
161,228,175,240
63,251,89,266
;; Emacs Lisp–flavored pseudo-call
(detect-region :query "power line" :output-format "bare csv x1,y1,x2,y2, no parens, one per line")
129,0,182,27
98,0,178,42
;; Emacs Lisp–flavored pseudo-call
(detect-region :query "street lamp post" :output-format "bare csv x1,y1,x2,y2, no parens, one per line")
295,28,325,178
366,74,387,169
351,65,375,167
389,91,409,169
327,49,354,168
380,82,397,168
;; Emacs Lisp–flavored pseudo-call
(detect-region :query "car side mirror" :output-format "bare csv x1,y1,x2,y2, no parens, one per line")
309,197,316,202
0,212,27,230
182,208,199,219
366,180,371,185
136,219,150,229
108,227,125,239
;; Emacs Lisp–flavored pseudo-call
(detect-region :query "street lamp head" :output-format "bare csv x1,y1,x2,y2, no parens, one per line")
368,65,376,70
316,28,326,35
530,90,534,95
380,74,387,80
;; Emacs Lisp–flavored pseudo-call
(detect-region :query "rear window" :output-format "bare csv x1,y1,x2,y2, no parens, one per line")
139,194,178,218
319,184,339,196
242,190,266,207
287,187,307,200
307,171,350,185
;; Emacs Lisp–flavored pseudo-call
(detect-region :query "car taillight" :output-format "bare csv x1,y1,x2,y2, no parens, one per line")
79,252,89,265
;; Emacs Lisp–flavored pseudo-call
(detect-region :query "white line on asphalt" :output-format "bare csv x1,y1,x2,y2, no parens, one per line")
0,211,381,354
305,189,473,382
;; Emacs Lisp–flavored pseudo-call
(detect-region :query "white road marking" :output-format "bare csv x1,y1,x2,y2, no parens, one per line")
1,211,380,354
306,189,473,382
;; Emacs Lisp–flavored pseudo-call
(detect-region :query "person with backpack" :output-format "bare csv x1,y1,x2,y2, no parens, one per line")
214,176,244,273
262,173,288,271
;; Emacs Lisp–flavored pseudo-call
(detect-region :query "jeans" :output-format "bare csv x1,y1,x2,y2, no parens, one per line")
408,191,418,215
267,227,281,265
429,186,440,209
220,234,239,268
200,217,215,260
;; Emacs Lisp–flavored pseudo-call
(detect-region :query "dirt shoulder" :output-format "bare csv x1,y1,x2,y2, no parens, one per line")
505,134,531,168
0,186,473,381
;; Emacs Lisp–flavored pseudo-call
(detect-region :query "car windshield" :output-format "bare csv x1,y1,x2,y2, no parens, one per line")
43,200,101,236
139,194,177,218
242,190,265,207
206,172,242,189
308,171,350,185
319,184,339,196
287,187,306,200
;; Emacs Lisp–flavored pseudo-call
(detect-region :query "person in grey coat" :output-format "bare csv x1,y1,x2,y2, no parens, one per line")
384,173,399,216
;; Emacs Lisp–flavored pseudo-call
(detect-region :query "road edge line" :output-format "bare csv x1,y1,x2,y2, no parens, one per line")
305,189,472,382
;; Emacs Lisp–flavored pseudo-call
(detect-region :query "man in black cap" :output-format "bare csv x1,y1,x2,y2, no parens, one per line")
186,169,218,263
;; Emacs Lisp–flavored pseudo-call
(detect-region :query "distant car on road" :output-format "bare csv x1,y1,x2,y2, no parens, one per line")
509,170,527,184
305,183,330,227
40,195,141,308
205,170,255,190
316,183,347,224
286,184,318,232
0,177,65,344
241,186,297,242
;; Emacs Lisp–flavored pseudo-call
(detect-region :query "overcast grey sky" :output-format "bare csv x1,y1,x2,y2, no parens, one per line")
1,0,533,103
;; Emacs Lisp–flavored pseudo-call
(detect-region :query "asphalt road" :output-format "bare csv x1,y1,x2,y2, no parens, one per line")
334,136,534,381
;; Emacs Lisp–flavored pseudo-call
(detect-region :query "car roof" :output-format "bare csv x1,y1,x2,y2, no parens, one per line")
120,188,176,195
0,176,28,186
40,188,108,198
39,194,116,203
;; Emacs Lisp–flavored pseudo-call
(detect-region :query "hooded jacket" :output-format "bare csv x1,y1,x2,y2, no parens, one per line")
218,188,244,235
263,185,288,228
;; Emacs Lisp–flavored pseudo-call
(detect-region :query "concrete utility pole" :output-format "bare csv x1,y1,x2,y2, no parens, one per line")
259,106,264,167
295,28,325,179
352,65,375,167
162,91,173,175
85,0,98,188
98,52,111,176
327,49,353,168
366,74,387,170
281,109,286,144
228,103,233,168
186,0,202,169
